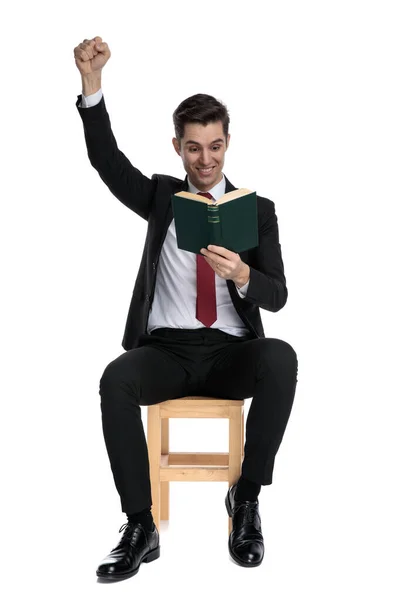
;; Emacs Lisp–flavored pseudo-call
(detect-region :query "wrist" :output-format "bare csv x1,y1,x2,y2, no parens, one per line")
81,73,102,96
234,264,250,288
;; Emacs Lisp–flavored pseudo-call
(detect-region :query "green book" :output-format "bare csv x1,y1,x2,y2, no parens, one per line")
171,188,258,254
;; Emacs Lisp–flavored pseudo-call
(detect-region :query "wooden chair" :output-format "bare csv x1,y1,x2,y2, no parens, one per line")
147,396,244,535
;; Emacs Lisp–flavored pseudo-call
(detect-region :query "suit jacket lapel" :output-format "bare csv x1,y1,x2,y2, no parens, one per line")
223,175,236,194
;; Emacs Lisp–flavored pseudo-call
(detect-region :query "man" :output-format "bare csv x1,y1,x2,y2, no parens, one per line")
74,36,298,580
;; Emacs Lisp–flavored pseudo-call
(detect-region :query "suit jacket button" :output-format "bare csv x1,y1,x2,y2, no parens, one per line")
145,294,149,302
152,262,156,270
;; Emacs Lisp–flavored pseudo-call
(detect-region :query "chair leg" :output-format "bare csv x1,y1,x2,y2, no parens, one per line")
241,409,244,461
160,417,170,521
147,405,161,532
228,405,243,535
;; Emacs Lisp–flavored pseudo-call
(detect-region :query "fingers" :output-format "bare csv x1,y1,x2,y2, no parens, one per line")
74,37,104,62
91,36,109,55
74,40,92,62
95,40,110,57
83,39,98,55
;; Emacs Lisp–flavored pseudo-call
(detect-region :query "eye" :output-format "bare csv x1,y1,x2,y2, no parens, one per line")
212,145,221,151
189,147,198,152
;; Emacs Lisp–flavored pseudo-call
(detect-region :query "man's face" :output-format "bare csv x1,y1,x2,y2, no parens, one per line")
172,120,230,192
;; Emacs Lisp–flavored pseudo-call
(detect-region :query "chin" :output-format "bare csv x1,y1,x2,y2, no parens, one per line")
193,169,220,188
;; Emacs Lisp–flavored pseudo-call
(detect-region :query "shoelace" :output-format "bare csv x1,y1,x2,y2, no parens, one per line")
234,502,259,526
118,522,141,543
119,522,132,534
243,506,258,525
109,522,143,553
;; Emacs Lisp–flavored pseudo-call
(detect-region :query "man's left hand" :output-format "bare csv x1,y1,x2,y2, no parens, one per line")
200,245,249,284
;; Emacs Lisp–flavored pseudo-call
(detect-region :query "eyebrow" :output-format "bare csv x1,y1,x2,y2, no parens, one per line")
184,138,225,146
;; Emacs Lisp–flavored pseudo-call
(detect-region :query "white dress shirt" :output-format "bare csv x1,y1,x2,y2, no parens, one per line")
80,89,251,336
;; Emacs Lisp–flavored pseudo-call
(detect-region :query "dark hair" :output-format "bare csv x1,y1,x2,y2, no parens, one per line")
173,93,230,146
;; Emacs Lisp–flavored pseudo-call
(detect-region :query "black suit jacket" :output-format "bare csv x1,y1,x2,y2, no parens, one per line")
76,94,288,350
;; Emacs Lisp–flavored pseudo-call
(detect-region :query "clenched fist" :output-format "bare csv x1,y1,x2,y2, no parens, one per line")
73,36,111,76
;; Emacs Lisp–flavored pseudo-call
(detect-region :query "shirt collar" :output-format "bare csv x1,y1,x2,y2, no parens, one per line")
187,172,226,201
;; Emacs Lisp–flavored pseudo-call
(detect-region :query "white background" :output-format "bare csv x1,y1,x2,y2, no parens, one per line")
1,0,399,598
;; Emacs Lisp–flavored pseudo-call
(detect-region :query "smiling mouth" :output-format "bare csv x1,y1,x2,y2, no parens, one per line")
197,167,215,174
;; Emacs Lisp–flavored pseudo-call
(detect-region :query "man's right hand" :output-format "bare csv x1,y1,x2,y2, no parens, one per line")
73,36,111,77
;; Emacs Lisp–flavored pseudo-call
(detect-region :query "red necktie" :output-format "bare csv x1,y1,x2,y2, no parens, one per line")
196,191,217,327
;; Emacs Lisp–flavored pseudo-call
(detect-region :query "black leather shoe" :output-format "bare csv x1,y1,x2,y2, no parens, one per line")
96,521,160,580
225,483,264,567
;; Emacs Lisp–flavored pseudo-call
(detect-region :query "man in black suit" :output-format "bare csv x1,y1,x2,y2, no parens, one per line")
74,36,298,580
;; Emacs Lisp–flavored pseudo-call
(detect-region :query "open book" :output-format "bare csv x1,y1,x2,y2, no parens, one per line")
171,188,259,254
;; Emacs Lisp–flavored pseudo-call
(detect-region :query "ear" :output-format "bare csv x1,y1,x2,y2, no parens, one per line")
172,137,181,156
226,133,231,150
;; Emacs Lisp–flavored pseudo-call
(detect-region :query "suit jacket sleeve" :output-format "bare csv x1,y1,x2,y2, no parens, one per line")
239,199,288,312
75,93,156,221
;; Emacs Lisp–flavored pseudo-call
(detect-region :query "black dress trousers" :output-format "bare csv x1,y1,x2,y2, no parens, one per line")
99,327,298,515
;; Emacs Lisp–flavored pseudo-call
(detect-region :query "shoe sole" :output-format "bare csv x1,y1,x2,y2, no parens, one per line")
96,545,161,580
225,489,263,568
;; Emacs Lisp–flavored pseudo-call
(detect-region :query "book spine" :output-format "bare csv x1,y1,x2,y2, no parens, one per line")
207,204,222,246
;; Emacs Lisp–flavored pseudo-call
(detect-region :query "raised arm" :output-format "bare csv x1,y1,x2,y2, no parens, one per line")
74,36,156,221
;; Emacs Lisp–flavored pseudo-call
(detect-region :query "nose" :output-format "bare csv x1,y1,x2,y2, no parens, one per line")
199,149,211,165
